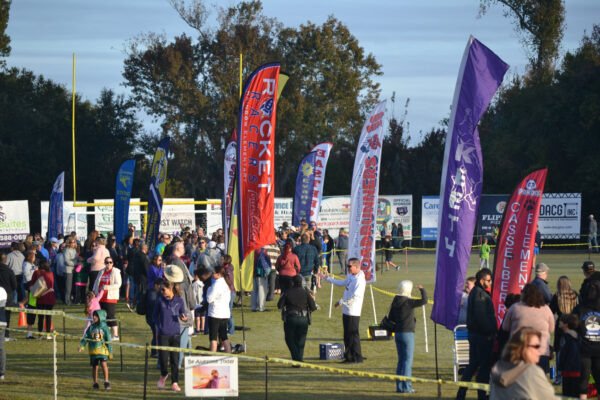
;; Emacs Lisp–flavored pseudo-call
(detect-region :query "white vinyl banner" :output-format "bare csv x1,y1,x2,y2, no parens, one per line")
161,198,195,234
41,201,88,241
309,142,333,222
421,196,440,241
348,100,386,283
0,200,30,247
206,195,413,241
538,193,581,239
94,198,141,236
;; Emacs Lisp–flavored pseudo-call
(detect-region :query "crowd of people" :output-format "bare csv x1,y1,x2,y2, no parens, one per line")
2,220,597,398
452,261,600,399
0,219,363,389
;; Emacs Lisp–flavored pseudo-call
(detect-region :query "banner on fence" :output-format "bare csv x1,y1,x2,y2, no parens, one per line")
421,196,440,241
538,193,581,239
207,195,413,240
492,168,547,326
184,356,239,396
478,195,508,238
94,199,141,236
41,201,88,241
161,198,195,234
0,201,29,247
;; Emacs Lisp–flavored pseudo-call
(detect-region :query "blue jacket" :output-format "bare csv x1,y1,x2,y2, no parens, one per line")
153,295,186,336
293,243,320,276
531,277,552,305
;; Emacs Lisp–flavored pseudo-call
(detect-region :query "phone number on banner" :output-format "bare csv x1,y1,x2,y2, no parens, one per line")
0,233,27,244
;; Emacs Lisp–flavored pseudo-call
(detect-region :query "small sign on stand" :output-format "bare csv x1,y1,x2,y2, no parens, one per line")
184,356,239,397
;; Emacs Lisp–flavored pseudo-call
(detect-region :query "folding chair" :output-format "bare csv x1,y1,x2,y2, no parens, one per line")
453,324,469,382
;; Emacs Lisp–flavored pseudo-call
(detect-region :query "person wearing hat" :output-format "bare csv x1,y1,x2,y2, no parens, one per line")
590,215,599,253
163,252,195,369
386,280,427,393
531,263,552,305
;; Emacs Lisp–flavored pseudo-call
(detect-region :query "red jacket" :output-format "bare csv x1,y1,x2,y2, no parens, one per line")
276,251,300,277
28,270,56,306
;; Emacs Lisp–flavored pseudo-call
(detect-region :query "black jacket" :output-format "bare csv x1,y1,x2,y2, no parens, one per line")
388,288,427,332
580,271,600,309
278,286,317,316
133,250,150,283
466,283,496,336
0,263,17,306
574,303,600,357
557,329,581,374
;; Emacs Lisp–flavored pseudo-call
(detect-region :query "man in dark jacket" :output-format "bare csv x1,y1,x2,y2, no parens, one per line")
0,253,17,341
292,234,320,290
133,244,150,298
456,268,496,400
531,263,552,304
580,261,600,308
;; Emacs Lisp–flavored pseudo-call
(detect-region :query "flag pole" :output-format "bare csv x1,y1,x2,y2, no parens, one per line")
237,52,247,352
72,53,76,203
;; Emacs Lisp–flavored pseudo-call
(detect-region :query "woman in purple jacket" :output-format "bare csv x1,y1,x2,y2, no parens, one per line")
153,280,187,392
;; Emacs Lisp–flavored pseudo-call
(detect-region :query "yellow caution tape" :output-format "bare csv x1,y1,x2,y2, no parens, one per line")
370,285,434,305
4,326,489,391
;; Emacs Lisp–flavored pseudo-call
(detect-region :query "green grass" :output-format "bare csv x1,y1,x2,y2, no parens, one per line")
2,251,596,399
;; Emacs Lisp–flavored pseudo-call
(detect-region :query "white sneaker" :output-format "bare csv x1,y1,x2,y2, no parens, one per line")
0,375,4,380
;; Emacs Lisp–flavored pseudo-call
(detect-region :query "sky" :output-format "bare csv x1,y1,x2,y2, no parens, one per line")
5,0,599,144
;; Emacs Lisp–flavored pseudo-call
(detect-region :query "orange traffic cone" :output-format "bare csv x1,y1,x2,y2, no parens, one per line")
43,318,54,331
18,304,27,327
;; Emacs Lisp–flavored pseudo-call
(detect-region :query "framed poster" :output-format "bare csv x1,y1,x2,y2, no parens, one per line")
184,356,238,397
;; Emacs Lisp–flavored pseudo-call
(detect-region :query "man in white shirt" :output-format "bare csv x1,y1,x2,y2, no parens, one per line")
321,258,365,363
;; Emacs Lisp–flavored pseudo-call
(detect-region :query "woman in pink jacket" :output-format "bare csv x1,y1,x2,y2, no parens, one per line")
87,237,110,291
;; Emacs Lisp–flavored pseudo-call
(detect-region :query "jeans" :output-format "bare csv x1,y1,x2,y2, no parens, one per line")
590,234,599,252
0,327,5,377
395,332,415,392
456,331,494,400
64,273,73,305
251,276,267,311
178,327,191,368
227,293,235,335
337,251,348,274
15,275,24,303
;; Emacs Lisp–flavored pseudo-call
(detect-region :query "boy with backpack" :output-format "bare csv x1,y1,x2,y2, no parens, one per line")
78,309,113,389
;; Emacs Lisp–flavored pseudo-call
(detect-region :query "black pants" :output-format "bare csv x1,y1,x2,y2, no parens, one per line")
4,310,10,338
158,334,180,383
16,275,25,302
342,314,363,362
37,304,54,332
456,332,493,400
580,356,600,395
88,271,100,292
284,315,309,361
563,376,579,397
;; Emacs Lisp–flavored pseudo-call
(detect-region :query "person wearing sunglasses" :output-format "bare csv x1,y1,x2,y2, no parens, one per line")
92,257,122,339
489,327,559,399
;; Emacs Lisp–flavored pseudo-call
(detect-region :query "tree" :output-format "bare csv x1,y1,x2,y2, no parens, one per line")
0,68,144,230
0,0,10,66
479,24,600,222
479,0,565,81
122,0,381,199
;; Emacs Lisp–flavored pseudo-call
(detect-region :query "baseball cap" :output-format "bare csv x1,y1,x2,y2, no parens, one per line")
582,261,596,272
535,263,549,275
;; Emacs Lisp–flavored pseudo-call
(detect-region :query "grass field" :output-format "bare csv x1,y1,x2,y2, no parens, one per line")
1,250,597,399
